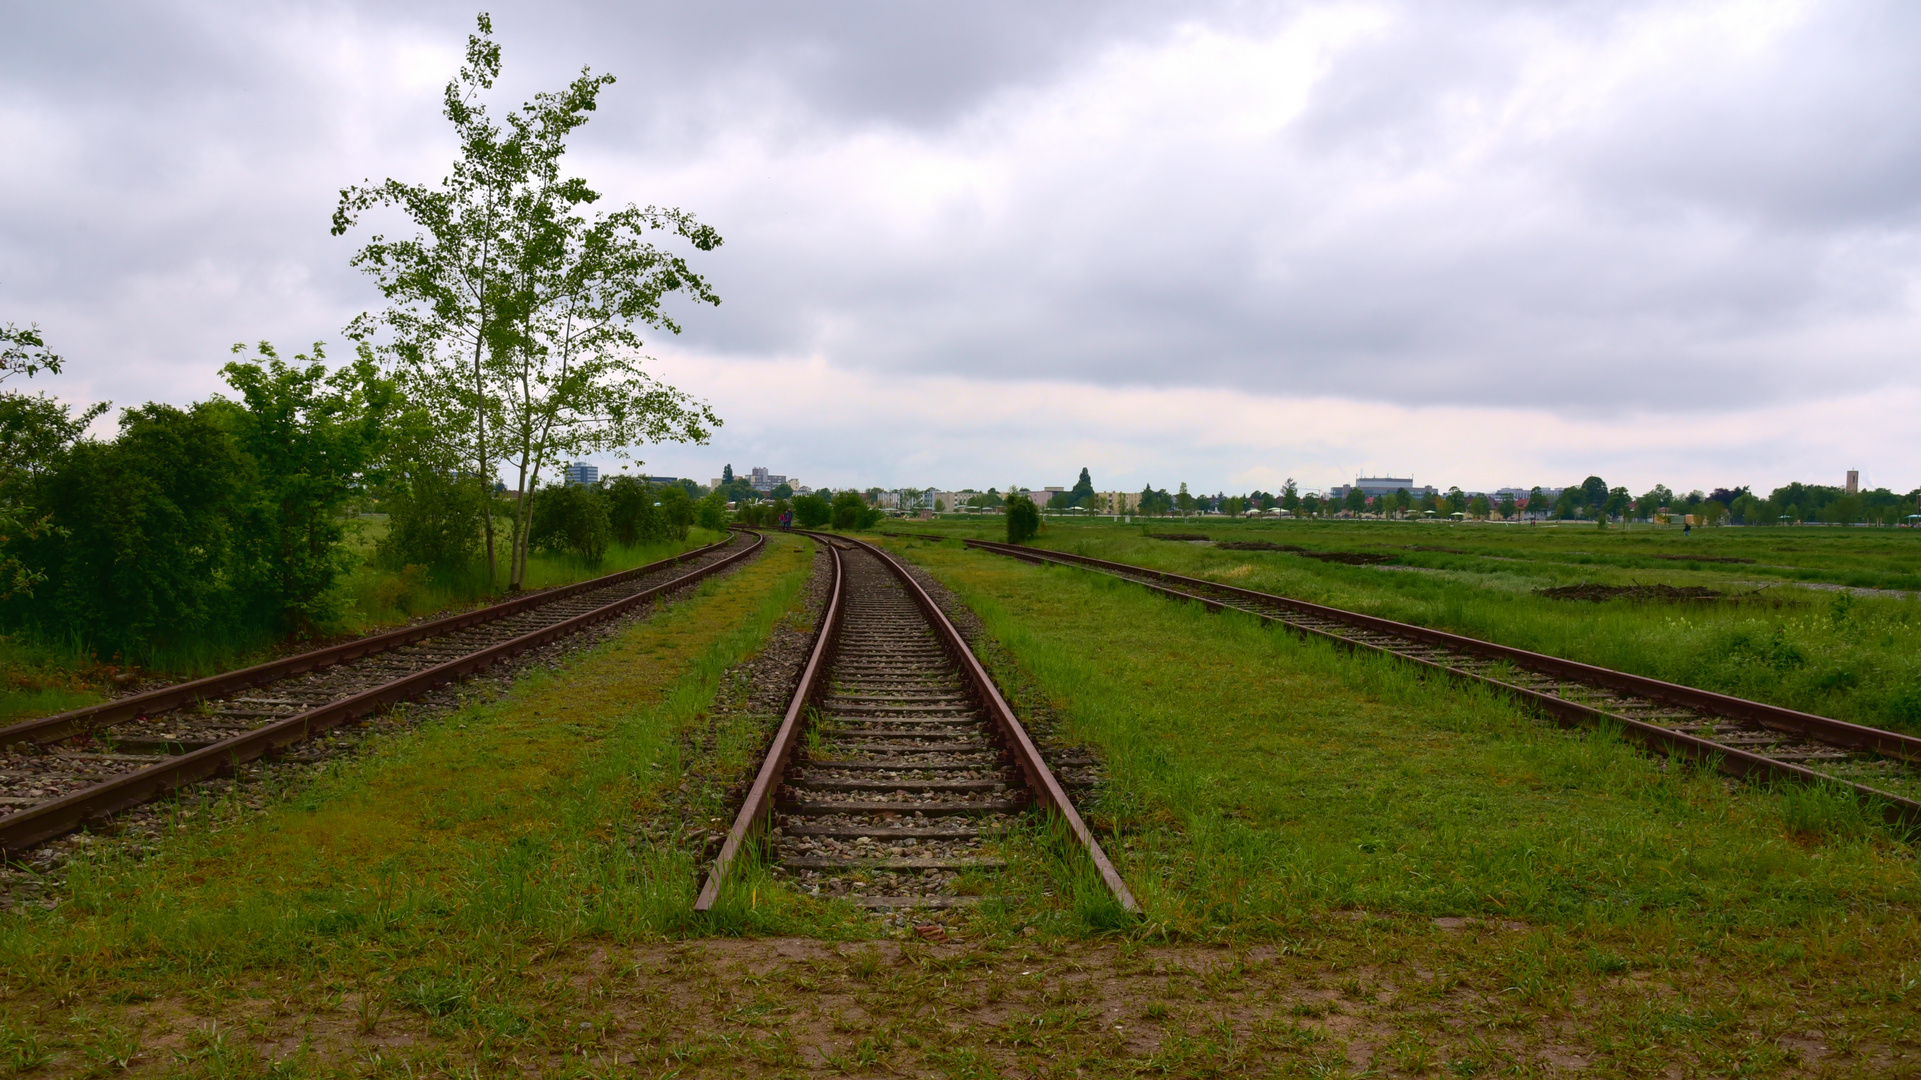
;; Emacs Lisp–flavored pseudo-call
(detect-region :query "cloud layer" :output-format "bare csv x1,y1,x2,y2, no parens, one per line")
2,0,1917,493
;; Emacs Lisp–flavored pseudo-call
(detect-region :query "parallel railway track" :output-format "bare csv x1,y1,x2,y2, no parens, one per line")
696,532,1135,915
892,533,1921,822
0,531,765,858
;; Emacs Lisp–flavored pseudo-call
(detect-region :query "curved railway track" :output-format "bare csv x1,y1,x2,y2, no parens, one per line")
0,531,766,858
696,532,1135,915
893,532,1921,823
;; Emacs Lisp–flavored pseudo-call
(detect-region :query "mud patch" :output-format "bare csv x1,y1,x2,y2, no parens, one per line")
1214,541,1307,552
1145,532,1212,542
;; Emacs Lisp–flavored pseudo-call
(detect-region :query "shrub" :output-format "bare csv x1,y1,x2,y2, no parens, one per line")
656,485,693,540
792,493,830,528
695,491,728,531
1006,493,1041,543
527,483,611,564
830,491,867,530
604,475,670,545
377,468,487,572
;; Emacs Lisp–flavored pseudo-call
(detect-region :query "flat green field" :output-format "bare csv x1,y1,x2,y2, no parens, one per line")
892,518,1921,736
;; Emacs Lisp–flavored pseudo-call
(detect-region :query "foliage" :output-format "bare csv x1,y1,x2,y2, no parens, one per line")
26,402,248,657
1005,493,1040,543
829,490,866,530
655,484,693,540
603,475,672,546
694,491,727,531
220,343,391,634
792,493,830,528
0,336,107,598
336,15,722,592
526,482,612,564
0,323,63,383
0,346,386,657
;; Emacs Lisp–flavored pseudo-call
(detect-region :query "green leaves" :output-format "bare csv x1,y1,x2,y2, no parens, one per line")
334,14,723,590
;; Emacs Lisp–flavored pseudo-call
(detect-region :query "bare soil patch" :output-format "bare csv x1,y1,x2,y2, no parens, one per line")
1645,553,1756,564
1535,583,1725,602
1145,532,1212,542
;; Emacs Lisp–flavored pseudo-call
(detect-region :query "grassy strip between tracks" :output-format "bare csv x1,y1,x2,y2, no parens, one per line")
0,532,821,1074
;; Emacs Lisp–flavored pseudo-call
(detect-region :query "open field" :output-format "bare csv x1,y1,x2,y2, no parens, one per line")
891,519,1921,737
0,528,728,729
0,527,1915,1076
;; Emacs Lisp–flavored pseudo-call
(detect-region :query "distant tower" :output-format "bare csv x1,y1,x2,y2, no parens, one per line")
1847,469,1859,495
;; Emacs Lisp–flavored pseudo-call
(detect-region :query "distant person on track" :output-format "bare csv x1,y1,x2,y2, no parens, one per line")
781,509,792,530
1683,522,1691,537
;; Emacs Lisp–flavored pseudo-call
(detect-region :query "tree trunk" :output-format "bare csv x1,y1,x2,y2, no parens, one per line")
472,334,496,592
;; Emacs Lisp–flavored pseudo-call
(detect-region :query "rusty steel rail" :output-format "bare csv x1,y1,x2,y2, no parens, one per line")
891,532,1921,823
695,531,1137,914
0,531,766,858
695,538,845,912
0,533,748,751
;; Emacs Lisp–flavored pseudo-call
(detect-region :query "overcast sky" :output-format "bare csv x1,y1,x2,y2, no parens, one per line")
3,0,1918,495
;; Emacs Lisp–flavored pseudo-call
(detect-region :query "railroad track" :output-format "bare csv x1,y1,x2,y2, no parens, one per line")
891,533,1921,822
695,532,1135,915
0,531,766,858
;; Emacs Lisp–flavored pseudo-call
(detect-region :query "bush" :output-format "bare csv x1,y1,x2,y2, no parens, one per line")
695,491,728,531
655,485,693,540
830,491,867,530
792,493,830,528
377,468,487,573
33,403,250,656
527,483,611,564
604,475,679,545
1006,493,1041,543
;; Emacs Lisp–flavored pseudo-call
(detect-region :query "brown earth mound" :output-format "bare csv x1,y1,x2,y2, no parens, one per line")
1404,545,1474,554
1300,551,1395,565
1215,541,1307,552
1645,553,1755,564
1536,583,1725,602
1147,533,1212,541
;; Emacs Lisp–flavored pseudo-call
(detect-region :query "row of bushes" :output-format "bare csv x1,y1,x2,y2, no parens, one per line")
0,346,729,662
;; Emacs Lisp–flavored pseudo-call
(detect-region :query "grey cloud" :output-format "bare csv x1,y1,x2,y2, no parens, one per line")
1,0,1917,435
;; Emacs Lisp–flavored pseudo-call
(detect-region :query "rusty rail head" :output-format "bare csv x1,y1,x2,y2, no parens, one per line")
848,535,1139,914
0,531,767,859
695,534,843,912
0,533,747,751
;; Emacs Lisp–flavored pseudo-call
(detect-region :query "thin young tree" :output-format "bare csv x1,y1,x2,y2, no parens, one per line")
334,15,722,591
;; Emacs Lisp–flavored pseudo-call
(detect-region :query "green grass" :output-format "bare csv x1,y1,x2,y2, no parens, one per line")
892,517,1921,736
866,534,1921,1073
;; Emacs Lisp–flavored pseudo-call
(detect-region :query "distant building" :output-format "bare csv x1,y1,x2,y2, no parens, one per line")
640,475,678,486
562,462,599,486
1091,491,1142,514
1847,469,1859,495
1328,477,1436,500
748,466,790,493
